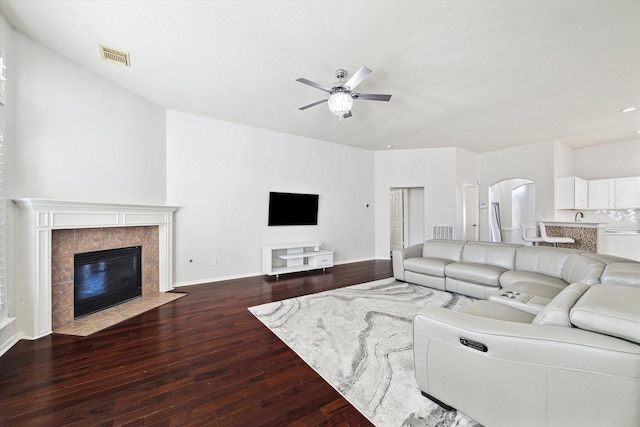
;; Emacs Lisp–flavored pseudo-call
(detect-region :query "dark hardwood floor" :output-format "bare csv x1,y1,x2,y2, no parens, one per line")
0,260,393,426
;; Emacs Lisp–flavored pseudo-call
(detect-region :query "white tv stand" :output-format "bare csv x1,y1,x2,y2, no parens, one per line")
262,241,333,278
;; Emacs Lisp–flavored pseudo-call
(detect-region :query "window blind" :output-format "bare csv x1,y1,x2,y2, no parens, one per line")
0,117,5,319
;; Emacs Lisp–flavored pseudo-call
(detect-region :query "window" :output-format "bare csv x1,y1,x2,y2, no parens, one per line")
0,49,6,320
0,114,5,320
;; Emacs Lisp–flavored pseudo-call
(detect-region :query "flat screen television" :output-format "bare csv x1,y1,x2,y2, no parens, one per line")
268,192,319,226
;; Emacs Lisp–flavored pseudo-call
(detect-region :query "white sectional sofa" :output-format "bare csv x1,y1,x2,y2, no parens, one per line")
393,240,640,427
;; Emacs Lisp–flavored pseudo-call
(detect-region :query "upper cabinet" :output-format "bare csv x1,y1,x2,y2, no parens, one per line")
557,176,640,210
614,177,640,208
588,177,640,209
556,177,588,209
588,179,614,209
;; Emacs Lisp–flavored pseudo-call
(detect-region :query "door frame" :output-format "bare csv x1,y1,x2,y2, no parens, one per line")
462,184,479,241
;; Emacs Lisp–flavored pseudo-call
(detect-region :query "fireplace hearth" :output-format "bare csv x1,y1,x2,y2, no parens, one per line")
74,246,142,318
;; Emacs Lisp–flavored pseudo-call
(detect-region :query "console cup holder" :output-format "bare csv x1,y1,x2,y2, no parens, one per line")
501,293,516,299
505,290,520,295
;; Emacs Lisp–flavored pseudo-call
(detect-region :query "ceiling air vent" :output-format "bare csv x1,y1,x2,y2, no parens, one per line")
99,45,130,67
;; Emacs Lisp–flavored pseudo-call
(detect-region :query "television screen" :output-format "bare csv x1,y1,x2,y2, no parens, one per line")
268,192,319,226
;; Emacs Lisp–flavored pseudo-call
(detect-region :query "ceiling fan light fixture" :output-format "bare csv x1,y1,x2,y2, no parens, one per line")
328,90,353,120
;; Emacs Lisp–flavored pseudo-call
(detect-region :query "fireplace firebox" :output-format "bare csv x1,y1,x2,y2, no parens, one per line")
74,246,142,318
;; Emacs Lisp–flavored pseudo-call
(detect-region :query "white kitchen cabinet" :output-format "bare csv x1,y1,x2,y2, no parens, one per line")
613,177,640,208
556,177,588,209
588,177,640,209
588,179,614,209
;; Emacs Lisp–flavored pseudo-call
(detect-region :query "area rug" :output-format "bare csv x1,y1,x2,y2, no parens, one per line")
248,278,481,426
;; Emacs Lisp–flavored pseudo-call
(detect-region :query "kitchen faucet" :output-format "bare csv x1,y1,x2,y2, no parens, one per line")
575,211,584,222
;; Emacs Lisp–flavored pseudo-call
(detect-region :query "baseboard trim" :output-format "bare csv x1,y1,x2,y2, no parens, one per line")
0,331,23,359
174,258,380,288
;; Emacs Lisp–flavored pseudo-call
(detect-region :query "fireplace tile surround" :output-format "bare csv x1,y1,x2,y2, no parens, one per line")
51,226,160,329
14,199,178,339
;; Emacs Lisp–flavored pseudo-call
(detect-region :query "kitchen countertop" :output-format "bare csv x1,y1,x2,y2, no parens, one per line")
541,221,607,229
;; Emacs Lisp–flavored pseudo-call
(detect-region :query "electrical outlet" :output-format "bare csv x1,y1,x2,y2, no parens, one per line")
226,257,233,265
211,258,217,266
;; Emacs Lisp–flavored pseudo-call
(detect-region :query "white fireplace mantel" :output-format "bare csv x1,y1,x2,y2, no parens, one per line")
14,198,179,339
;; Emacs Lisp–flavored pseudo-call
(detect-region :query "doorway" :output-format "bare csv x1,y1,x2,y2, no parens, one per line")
488,179,536,244
389,189,406,253
390,187,425,254
462,184,479,241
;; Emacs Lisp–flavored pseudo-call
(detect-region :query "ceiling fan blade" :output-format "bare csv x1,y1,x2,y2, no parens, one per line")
352,93,392,101
296,78,332,93
344,66,372,90
298,98,328,110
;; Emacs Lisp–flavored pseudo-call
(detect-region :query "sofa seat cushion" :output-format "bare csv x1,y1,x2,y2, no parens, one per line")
501,281,564,299
454,300,535,323
403,257,452,277
600,263,640,288
570,284,640,344
500,270,568,290
444,262,506,287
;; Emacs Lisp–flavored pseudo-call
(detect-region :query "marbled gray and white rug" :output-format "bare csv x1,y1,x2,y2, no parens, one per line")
249,278,481,427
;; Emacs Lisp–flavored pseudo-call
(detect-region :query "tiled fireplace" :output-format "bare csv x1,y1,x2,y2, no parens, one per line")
51,226,160,329
14,199,178,339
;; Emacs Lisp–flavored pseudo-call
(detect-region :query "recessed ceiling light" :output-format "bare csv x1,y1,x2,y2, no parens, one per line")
621,107,636,113
386,144,393,148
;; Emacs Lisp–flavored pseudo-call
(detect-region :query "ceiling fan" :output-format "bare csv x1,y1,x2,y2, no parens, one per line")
297,66,392,120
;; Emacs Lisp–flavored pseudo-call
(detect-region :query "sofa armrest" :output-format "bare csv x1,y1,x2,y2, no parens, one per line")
413,307,640,427
392,243,423,281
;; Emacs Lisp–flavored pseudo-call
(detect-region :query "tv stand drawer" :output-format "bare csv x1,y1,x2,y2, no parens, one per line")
309,252,333,267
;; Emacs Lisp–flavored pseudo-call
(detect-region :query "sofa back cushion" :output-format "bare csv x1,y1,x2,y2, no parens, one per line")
461,242,519,270
532,282,589,327
422,240,465,262
561,254,605,285
570,284,640,344
514,246,577,280
600,263,640,288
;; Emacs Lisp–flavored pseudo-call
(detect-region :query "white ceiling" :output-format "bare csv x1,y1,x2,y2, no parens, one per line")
1,1,639,152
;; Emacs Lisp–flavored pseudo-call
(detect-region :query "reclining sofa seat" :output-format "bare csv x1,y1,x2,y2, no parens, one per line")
394,240,465,291
414,281,640,427
444,241,519,299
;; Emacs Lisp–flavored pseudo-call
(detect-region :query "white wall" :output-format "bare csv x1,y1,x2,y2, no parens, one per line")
554,141,575,178
13,33,166,205
166,110,375,285
374,148,457,259
574,140,640,179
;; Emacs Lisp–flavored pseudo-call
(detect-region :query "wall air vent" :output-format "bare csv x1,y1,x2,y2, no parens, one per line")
99,45,130,67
